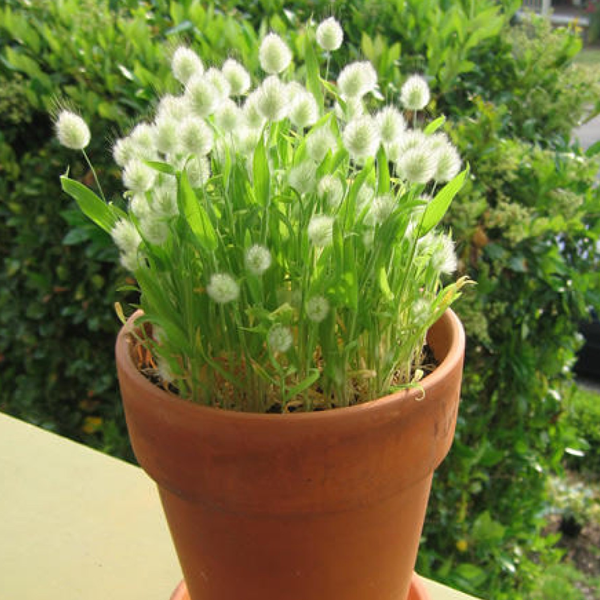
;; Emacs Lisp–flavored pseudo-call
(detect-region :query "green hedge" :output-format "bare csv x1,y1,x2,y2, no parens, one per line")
1,1,599,598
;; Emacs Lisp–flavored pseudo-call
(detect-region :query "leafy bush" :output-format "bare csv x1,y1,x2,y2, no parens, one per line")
563,386,600,475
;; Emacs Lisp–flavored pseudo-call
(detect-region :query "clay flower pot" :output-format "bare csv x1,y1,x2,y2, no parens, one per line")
116,308,465,600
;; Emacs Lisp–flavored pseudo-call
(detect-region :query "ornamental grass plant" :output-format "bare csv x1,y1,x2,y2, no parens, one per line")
58,18,468,413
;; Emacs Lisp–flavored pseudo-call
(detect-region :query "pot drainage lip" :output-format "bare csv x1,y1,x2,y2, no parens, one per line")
170,572,431,600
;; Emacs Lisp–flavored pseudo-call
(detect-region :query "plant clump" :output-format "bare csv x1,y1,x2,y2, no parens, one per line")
58,20,468,413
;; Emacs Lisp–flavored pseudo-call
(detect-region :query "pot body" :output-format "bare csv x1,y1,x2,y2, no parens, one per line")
116,309,465,600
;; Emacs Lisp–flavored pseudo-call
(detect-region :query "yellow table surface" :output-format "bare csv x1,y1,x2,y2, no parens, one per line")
0,411,478,600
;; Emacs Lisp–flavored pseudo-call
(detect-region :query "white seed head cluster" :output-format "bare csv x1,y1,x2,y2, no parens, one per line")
268,324,293,353
205,67,231,101
259,33,292,74
111,219,142,272
245,244,272,276
185,156,210,188
430,233,458,275
55,110,91,150
306,295,330,323
337,61,377,99
368,194,396,225
317,175,344,208
180,117,214,157
431,135,462,183
308,215,335,247
139,214,170,246
154,116,180,155
257,75,290,122
288,161,316,196
376,106,406,145
186,74,219,118
400,74,431,111
306,127,337,164
395,145,437,184
316,17,344,52
221,58,251,96
342,115,380,161
214,98,242,133
207,273,240,304
122,159,157,193
289,90,319,129
172,46,204,85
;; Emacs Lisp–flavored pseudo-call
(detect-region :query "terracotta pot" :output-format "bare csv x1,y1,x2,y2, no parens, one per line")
116,309,465,600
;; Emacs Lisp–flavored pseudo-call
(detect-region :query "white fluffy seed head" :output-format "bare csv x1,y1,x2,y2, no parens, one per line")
316,17,344,52
179,117,214,157
289,90,319,129
207,273,240,304
244,244,272,276
120,249,140,272
185,156,210,188
185,74,219,118
122,159,157,193
400,74,431,111
55,110,91,150
308,215,335,247
342,115,380,161
368,194,396,225
411,298,431,327
151,182,178,218
337,61,378,99
154,115,180,155
376,106,406,144
433,140,462,183
243,90,267,130
156,94,190,122
386,130,427,163
395,145,436,184
205,67,231,100
111,218,142,255
112,137,135,167
317,175,344,208
430,233,458,275
306,295,330,323
222,58,251,96
288,161,316,196
259,32,292,74
214,98,242,133
268,324,293,353
130,193,151,220
306,127,337,164
128,123,158,160
233,126,261,156
139,214,170,245
257,75,289,122
172,46,204,85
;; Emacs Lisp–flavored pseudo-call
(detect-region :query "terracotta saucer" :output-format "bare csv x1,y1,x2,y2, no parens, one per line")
170,572,431,600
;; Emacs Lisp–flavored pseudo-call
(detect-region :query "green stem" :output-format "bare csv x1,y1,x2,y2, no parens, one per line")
82,149,106,201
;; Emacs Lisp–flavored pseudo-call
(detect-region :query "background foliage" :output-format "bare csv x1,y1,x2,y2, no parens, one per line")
1,0,599,598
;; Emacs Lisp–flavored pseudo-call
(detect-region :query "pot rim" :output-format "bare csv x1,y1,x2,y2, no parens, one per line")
116,308,464,423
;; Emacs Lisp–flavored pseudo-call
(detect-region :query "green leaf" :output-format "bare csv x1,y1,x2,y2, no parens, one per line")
419,167,468,237
253,137,270,206
60,176,118,233
424,115,446,134
178,170,218,252
303,32,324,110
284,369,321,402
145,160,176,176
377,266,394,302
